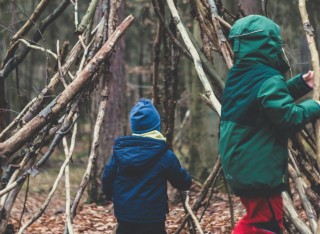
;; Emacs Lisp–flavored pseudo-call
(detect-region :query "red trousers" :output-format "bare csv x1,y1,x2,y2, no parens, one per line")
233,194,283,234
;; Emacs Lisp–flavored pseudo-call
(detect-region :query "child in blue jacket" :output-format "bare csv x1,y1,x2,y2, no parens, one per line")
102,98,192,234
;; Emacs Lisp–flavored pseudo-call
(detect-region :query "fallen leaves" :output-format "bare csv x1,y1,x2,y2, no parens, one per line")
8,183,245,234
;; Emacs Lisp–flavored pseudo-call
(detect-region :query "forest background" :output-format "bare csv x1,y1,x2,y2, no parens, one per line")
0,0,320,233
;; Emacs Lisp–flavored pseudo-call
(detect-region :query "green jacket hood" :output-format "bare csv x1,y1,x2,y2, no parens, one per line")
229,15,289,73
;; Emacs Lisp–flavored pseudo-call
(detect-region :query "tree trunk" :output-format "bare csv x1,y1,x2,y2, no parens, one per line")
237,0,263,15
88,0,127,203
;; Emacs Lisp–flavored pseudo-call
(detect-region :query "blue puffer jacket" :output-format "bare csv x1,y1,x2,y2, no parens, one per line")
102,135,192,223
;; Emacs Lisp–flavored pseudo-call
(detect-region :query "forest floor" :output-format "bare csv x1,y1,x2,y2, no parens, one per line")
6,145,299,234
8,180,244,234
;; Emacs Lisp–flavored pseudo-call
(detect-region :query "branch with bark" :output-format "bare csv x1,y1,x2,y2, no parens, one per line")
0,15,134,160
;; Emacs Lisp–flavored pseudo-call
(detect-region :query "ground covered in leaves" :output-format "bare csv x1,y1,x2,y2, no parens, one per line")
9,182,245,234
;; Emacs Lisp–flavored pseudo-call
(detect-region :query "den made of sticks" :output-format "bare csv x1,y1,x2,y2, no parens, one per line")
0,0,320,233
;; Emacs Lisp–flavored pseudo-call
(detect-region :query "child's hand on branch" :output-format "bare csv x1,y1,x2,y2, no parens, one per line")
303,70,314,88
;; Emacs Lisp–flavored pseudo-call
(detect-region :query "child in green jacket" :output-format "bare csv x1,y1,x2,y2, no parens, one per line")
219,15,320,234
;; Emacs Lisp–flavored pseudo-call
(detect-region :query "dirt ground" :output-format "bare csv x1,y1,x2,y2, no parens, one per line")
8,182,244,234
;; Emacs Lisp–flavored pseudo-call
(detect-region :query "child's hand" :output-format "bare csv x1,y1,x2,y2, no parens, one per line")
303,70,314,88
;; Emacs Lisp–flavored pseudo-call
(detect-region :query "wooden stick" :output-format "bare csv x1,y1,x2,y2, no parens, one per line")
298,0,320,168
166,0,221,116
175,157,222,233
184,192,204,234
282,192,313,234
298,3,320,231
62,119,78,234
288,162,317,232
208,0,234,68
18,39,58,59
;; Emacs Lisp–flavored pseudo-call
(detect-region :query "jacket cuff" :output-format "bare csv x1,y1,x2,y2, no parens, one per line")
286,73,312,100
299,73,313,91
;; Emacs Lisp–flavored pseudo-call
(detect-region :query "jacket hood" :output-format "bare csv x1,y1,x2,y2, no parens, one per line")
229,15,289,73
113,136,168,173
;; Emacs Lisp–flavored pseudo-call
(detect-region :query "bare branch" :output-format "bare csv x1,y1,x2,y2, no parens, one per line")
75,0,99,34
0,15,134,160
166,0,221,115
2,0,51,66
184,191,204,234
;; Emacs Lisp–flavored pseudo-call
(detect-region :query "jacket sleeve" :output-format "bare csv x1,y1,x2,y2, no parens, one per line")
257,75,320,130
102,155,117,201
165,151,192,191
286,73,312,100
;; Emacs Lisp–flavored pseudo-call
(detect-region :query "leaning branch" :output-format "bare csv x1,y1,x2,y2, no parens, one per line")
2,0,51,66
298,0,320,172
0,15,135,159
184,192,204,234
288,161,317,232
283,192,313,234
166,0,221,115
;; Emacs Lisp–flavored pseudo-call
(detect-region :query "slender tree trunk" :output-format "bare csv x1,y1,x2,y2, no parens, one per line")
237,0,263,15
88,0,127,203
0,82,7,134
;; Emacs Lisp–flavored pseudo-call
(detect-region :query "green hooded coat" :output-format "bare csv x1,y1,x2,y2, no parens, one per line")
219,15,320,197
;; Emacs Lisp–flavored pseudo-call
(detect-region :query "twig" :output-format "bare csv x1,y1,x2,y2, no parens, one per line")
77,36,95,76
175,157,222,234
199,168,222,221
18,39,58,59
62,120,77,234
18,142,75,234
216,15,231,29
184,192,204,234
208,0,233,68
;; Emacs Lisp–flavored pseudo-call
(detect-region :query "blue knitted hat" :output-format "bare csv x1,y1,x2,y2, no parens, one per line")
130,98,161,134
